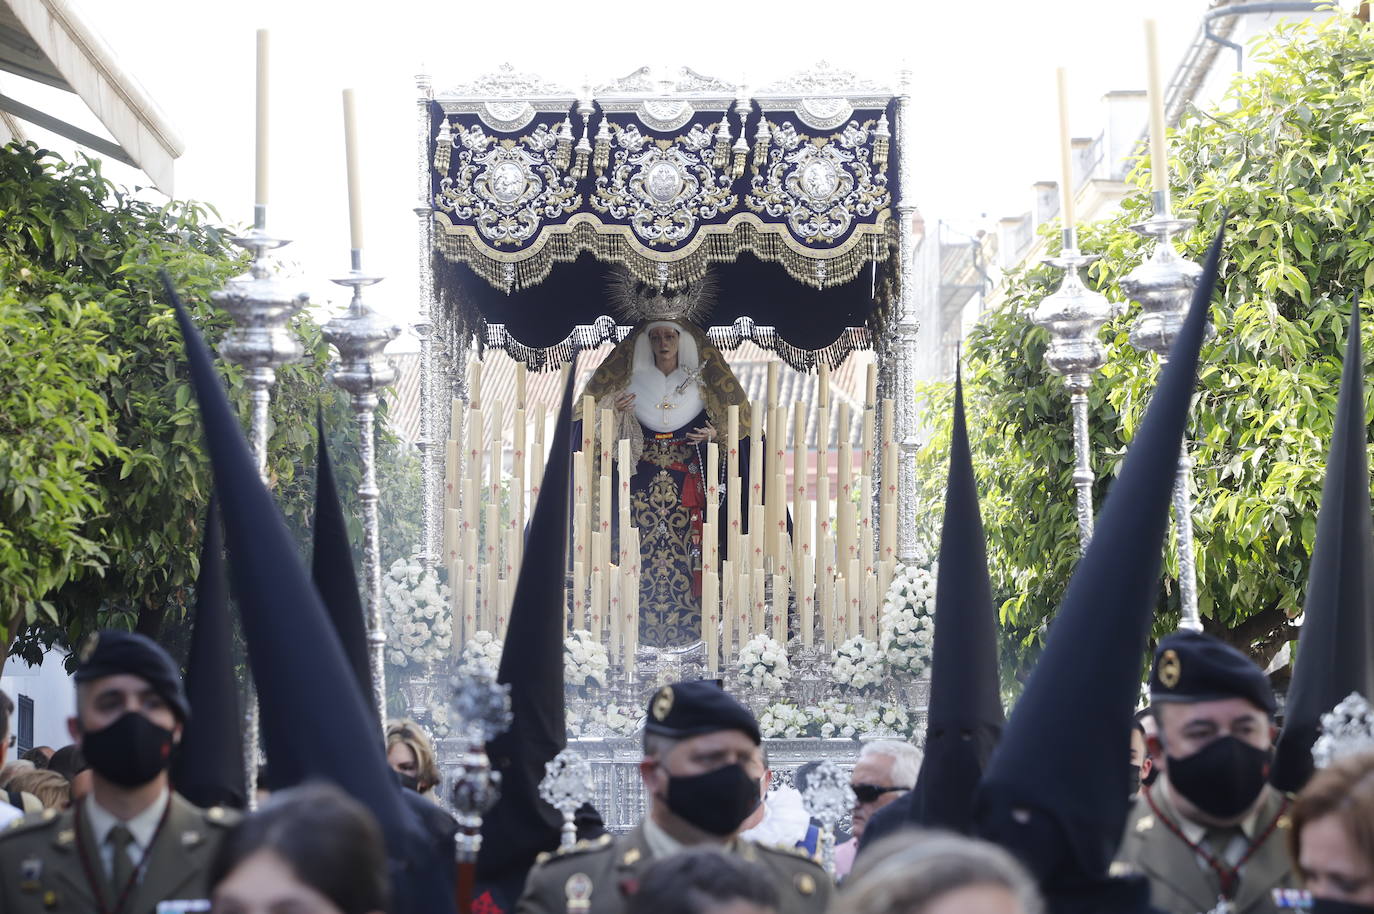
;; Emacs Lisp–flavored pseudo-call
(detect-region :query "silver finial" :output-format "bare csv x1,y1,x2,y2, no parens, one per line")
540,749,596,849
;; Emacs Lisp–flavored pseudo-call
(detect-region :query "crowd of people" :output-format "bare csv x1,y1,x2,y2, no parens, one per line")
1,630,1372,914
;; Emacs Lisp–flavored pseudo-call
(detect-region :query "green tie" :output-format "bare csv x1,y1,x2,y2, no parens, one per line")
107,824,135,904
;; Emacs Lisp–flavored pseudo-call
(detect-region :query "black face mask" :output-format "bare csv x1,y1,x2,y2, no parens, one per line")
1128,764,1142,797
1167,736,1271,820
82,712,175,788
1313,897,1374,914
397,772,420,793
663,762,761,836
1142,765,1160,787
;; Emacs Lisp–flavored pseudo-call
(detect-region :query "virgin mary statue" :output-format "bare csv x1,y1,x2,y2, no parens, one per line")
575,273,752,648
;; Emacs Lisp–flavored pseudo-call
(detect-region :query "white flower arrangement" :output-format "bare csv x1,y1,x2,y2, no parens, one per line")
830,635,887,691
859,705,915,739
564,630,610,690
809,698,862,739
428,703,452,740
737,634,792,694
381,556,452,669
566,702,645,738
759,703,810,739
879,561,938,678
457,630,503,675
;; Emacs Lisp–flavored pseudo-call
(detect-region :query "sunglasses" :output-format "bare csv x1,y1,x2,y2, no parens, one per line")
852,783,906,804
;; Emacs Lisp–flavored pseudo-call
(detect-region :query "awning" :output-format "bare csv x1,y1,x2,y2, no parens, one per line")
0,0,183,194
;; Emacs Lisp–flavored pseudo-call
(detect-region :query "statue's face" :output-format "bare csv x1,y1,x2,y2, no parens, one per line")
648,326,680,370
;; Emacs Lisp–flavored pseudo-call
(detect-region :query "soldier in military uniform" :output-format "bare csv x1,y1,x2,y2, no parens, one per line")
0,630,239,913
516,680,832,914
1117,630,1296,914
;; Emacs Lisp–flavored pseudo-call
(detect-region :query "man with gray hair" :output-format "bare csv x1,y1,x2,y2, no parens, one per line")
834,739,922,879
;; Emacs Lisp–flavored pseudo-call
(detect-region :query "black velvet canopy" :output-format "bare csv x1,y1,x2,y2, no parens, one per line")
423,66,901,363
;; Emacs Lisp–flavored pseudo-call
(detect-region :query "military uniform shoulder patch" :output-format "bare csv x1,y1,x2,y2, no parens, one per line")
552,834,613,858
0,810,61,839
757,841,826,866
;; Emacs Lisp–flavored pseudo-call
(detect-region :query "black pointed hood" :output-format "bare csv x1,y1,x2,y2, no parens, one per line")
910,367,1005,832
1271,311,1374,792
973,225,1226,899
477,362,576,882
164,275,454,914
172,497,247,809
312,410,374,710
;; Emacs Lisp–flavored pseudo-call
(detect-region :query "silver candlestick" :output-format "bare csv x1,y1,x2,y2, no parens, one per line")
1031,228,1120,552
449,668,513,864
800,758,855,876
1119,191,1206,631
325,250,402,729
540,748,596,849
211,204,310,809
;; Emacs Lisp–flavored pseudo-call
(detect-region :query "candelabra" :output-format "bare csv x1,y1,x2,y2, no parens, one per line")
1031,229,1120,552
449,669,513,865
325,251,402,729
1119,191,1205,631
540,749,596,848
800,758,855,876
211,205,309,808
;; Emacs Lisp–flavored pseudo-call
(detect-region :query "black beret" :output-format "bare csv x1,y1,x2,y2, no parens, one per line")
644,680,760,744
1149,629,1276,715
74,630,191,722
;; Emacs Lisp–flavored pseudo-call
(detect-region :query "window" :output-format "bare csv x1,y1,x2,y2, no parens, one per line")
16,695,33,755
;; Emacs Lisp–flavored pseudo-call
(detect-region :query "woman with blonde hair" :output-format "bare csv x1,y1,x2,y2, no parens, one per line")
385,719,441,796
1289,750,1374,912
838,830,1043,914
6,769,70,810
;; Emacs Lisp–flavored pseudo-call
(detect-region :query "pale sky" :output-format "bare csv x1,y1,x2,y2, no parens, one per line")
16,0,1212,339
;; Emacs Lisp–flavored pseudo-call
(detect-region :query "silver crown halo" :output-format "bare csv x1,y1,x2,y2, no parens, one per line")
1312,691,1374,769
607,267,717,325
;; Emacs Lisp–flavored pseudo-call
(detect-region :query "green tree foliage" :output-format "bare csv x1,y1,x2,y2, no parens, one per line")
915,16,1374,676
0,143,418,667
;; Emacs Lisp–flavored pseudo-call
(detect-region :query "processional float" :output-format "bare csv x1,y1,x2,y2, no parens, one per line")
410,61,929,829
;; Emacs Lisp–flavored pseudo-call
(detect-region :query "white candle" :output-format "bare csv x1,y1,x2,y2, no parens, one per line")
753,572,767,641
469,359,482,409
444,439,459,512
515,362,527,410
1144,19,1169,195
445,506,461,569
464,577,478,640
581,396,596,454
1056,67,1076,232
341,89,364,251
750,400,765,511
772,572,787,645
573,560,586,631
489,400,504,499
704,571,719,674
818,361,830,409
255,30,269,208
721,559,734,653
590,566,603,641
609,566,621,658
